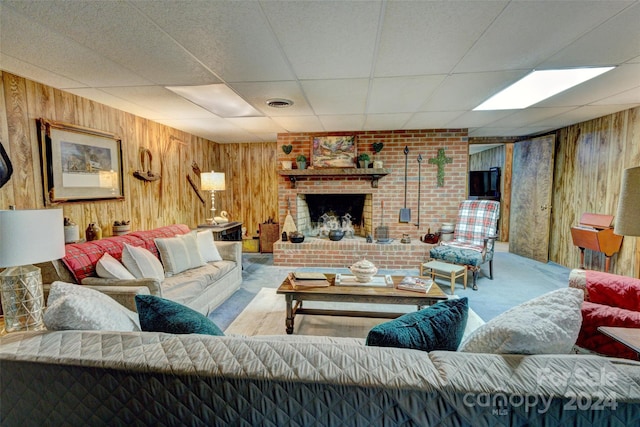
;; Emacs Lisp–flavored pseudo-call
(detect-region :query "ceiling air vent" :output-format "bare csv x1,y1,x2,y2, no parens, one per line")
266,98,294,108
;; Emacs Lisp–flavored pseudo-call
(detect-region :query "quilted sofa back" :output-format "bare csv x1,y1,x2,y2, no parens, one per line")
61,224,190,283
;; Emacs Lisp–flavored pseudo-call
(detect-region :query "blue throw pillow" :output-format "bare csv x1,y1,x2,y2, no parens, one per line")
135,294,224,336
366,297,468,352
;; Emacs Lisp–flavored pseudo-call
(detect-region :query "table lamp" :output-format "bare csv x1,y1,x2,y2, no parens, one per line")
0,208,65,332
200,171,226,225
614,166,640,277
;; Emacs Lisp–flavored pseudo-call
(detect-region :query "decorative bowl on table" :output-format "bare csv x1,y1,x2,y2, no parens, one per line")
349,259,378,283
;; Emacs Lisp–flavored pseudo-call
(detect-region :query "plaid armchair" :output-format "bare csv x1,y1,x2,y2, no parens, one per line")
429,200,500,290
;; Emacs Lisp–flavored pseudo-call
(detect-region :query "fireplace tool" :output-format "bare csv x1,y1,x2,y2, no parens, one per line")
282,197,297,235
399,146,411,222
375,200,390,243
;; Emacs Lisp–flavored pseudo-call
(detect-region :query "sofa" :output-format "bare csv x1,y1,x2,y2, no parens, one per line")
39,224,242,315
1,330,639,426
569,268,640,360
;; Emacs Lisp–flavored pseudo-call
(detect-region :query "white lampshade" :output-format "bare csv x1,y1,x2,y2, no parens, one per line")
614,166,640,237
201,172,226,192
0,208,66,268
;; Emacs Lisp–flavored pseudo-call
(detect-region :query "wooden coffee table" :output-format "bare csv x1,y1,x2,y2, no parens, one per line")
598,326,640,357
276,274,448,334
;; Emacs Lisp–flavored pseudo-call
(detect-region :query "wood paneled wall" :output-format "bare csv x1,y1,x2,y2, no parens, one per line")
0,71,219,236
550,107,640,277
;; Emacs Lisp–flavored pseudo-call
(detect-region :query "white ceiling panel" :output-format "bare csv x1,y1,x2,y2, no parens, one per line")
420,71,527,111
1,0,639,142
98,87,217,120
230,81,313,116
262,1,381,79
376,1,507,77
363,114,412,131
318,115,366,132
133,0,293,83
0,6,152,87
542,2,640,69
271,116,325,133
301,79,369,115
367,75,446,114
454,1,631,73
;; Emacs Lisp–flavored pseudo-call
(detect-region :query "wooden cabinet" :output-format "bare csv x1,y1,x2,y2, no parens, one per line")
259,223,280,253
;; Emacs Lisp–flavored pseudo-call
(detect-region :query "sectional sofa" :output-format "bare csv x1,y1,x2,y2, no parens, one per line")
1,330,639,426
39,224,242,314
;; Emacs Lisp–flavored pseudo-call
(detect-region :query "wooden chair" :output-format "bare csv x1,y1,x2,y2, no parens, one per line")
429,200,500,290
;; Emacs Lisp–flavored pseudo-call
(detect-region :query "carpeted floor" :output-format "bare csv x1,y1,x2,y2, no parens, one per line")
209,247,571,331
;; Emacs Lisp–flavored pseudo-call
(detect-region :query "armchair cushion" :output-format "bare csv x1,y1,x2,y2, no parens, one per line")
453,200,500,248
584,271,640,311
429,245,490,267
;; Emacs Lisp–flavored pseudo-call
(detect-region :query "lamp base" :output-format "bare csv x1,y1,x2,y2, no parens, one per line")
0,265,46,333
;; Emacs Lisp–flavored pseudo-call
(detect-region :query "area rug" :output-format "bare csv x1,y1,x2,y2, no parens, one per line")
225,287,485,339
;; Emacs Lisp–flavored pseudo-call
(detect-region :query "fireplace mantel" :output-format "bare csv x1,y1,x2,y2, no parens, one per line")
278,168,391,188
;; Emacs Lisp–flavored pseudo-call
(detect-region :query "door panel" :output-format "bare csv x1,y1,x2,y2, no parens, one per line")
509,135,555,262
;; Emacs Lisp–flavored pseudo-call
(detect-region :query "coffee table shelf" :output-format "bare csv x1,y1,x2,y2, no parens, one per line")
277,273,447,334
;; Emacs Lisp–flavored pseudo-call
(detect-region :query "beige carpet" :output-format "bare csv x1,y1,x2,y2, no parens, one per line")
225,287,485,339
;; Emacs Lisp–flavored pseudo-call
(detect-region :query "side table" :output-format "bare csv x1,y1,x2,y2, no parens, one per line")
197,222,243,241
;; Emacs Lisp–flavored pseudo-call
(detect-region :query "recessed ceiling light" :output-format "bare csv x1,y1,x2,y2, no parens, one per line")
474,67,615,111
266,98,294,108
166,84,261,118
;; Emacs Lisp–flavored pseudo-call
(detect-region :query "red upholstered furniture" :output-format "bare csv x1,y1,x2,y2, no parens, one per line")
569,269,640,360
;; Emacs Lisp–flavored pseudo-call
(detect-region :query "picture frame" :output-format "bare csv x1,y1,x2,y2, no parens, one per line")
311,135,356,168
38,119,124,204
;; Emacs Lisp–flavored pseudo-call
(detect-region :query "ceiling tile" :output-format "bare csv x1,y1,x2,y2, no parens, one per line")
363,114,412,130
375,1,506,77
367,75,445,114
271,116,325,133
262,1,381,79
488,107,575,128
455,1,631,73
229,81,314,116
226,117,287,133
318,115,365,132
420,71,527,111
592,86,640,105
301,79,369,115
446,111,514,128
0,54,87,89
134,0,294,82
404,112,464,130
542,2,640,68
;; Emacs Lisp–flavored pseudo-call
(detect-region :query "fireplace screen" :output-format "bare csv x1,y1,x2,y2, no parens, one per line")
297,193,370,237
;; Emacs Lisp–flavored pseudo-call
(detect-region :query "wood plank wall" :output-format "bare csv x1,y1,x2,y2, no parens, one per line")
551,107,640,277
0,71,219,236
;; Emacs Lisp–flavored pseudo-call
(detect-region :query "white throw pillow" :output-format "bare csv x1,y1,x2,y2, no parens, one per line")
155,232,205,276
44,281,140,331
458,288,583,354
96,252,135,280
121,243,165,282
196,229,223,262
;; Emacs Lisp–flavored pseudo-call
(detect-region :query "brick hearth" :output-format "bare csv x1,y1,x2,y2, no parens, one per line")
274,237,434,270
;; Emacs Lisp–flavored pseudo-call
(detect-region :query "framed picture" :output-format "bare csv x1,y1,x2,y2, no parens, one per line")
38,119,124,204
312,136,356,168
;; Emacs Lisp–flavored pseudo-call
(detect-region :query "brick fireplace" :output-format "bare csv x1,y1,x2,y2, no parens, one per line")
274,129,469,269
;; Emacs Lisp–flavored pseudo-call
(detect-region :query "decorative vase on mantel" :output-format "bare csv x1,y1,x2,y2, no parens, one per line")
296,155,307,170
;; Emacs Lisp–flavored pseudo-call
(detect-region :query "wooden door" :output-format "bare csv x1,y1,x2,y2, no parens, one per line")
509,135,555,262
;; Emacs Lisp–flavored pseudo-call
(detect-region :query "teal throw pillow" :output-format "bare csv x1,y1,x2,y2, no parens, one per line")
366,297,468,352
135,294,224,336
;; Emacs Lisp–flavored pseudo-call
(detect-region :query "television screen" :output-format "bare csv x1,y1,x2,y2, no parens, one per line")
469,168,500,197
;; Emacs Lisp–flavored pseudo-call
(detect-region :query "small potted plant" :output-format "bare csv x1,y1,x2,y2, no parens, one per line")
372,142,384,168
296,154,307,170
281,144,293,170
358,153,370,169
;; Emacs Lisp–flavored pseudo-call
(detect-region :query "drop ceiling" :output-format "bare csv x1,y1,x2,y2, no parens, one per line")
1,0,639,143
